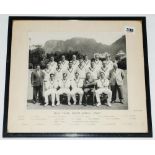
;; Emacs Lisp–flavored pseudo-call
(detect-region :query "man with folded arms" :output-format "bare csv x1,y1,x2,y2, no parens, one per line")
43,64,52,82
61,55,69,71
99,60,110,79
66,61,76,81
105,53,113,72
83,55,91,69
54,61,63,82
72,54,79,70
95,72,112,107
48,56,57,72
94,54,102,71
75,57,86,80
57,73,72,105
70,72,84,105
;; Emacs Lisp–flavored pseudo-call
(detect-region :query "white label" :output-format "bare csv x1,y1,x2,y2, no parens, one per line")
125,27,135,34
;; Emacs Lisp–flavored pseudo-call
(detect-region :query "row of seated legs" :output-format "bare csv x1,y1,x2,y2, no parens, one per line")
44,93,108,106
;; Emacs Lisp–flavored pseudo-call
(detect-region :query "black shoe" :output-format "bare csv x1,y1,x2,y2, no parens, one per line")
83,103,87,106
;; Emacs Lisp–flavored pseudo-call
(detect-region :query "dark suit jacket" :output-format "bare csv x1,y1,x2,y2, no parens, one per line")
31,70,45,87
83,78,96,89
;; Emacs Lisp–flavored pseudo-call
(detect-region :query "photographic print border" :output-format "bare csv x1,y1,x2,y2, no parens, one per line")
3,16,152,138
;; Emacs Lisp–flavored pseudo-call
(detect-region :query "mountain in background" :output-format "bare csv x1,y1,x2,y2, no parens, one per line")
43,35,126,59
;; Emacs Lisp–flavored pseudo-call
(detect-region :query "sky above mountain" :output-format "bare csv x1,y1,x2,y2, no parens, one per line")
29,32,125,46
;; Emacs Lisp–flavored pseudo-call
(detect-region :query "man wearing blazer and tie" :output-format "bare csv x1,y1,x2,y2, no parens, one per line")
109,63,125,104
31,65,45,104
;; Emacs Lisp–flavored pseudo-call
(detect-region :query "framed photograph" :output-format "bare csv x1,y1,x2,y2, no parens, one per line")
3,16,152,137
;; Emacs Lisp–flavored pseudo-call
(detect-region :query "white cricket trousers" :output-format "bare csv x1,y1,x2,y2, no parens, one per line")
44,89,57,105
95,88,112,103
71,88,84,103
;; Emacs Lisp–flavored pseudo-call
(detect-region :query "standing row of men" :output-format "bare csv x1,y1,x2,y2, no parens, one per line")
31,54,125,107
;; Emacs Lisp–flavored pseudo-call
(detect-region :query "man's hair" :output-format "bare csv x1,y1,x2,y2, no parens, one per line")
58,60,61,64
86,72,91,76
91,58,95,62
100,71,105,75
79,55,83,60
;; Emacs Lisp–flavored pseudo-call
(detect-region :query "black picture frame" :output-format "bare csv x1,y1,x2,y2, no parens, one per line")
3,16,153,138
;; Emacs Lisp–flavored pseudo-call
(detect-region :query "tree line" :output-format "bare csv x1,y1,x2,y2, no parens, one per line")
29,46,84,69
29,46,127,70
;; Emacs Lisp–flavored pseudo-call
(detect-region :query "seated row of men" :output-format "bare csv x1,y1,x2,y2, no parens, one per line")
43,71,112,107
31,54,125,107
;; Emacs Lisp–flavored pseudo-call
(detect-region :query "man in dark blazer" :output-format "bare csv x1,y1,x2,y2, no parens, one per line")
31,65,45,104
83,72,96,106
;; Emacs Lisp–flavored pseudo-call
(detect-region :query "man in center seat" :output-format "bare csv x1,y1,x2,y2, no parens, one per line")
83,72,96,106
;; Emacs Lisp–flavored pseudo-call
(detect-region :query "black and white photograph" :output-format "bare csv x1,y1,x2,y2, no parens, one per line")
27,32,128,110
3,17,152,137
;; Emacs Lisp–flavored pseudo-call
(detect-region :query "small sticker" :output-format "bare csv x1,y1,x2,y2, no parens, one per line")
125,27,135,33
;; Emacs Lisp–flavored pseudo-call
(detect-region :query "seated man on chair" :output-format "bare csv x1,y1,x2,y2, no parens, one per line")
57,73,72,105
83,72,96,106
95,71,112,107
44,73,59,107
70,72,84,105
